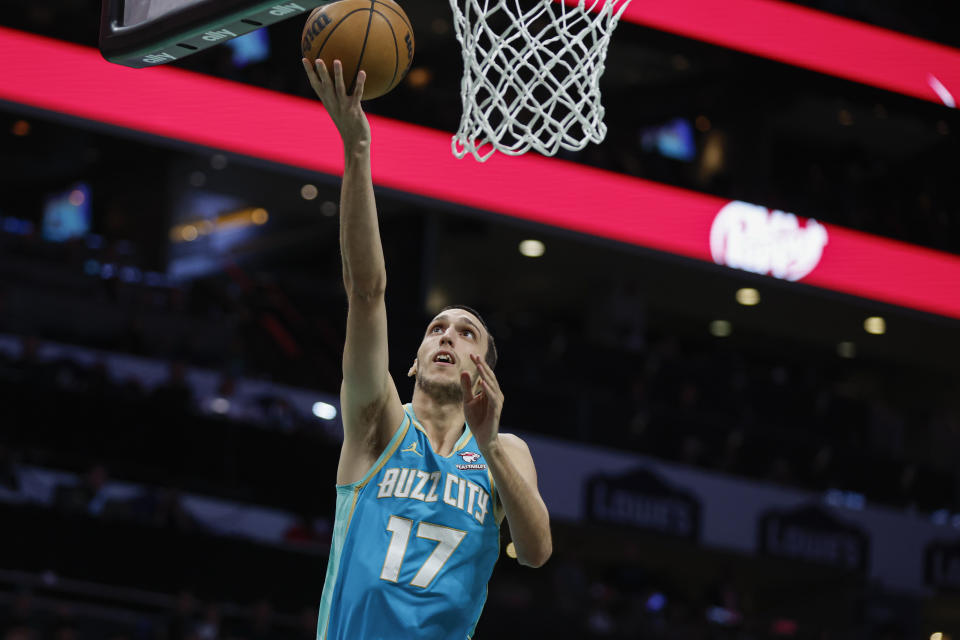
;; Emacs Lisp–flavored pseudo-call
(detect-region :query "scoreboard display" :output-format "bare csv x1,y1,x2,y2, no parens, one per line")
99,0,330,68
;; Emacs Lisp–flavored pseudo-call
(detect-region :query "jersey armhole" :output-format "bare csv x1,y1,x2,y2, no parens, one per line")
486,468,505,527
337,412,411,490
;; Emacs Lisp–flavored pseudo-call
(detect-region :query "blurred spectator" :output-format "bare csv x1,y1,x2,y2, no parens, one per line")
51,624,78,640
150,361,194,416
0,444,20,492
82,360,112,399
705,569,745,627
680,434,705,467
193,604,222,640
868,400,905,460
587,279,648,354
202,375,253,423
164,590,199,640
152,488,199,532
255,395,301,433
14,336,55,388
295,607,316,640
114,374,147,404
242,599,275,640
2,592,43,638
166,589,200,640
48,605,80,640
551,552,588,616
766,456,795,487
928,405,960,473
716,429,744,475
53,464,110,516
583,581,618,638
283,514,326,550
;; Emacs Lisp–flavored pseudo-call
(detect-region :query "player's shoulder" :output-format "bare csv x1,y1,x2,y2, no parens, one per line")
496,432,527,448
495,433,533,458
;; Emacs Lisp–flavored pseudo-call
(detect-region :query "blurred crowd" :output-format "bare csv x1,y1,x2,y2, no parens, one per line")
0,527,912,640
1,231,958,514
0,311,942,639
2,291,958,516
1,588,319,640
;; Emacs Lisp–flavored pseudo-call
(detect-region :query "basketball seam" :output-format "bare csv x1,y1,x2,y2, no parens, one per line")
372,0,412,33
313,9,371,62
348,1,377,96
372,9,400,91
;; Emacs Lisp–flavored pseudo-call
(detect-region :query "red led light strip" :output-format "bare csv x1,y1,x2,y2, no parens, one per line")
1,27,958,319
564,0,960,107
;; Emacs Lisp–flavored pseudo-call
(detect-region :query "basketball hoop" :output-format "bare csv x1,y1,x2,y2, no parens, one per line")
449,0,633,162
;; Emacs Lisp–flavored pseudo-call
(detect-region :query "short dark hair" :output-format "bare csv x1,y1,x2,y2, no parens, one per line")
439,304,497,370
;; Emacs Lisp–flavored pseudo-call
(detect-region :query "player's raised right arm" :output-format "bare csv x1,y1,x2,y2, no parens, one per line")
303,58,403,476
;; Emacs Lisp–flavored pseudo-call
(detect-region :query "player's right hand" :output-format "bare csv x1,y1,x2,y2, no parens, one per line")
302,58,370,150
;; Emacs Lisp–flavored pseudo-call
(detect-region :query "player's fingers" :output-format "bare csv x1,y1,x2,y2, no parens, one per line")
352,70,366,104
311,60,337,104
480,378,501,404
460,371,474,399
484,374,502,403
333,59,346,98
472,354,501,394
303,59,324,94
314,59,332,88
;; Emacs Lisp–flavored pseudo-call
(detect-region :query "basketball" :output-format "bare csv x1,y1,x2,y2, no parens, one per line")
301,0,415,100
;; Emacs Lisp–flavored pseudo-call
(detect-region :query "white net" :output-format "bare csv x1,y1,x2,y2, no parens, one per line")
449,0,633,161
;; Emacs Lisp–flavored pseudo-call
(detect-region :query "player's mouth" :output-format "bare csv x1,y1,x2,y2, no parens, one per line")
433,351,456,366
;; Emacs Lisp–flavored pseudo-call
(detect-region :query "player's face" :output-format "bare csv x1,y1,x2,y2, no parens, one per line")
417,311,487,386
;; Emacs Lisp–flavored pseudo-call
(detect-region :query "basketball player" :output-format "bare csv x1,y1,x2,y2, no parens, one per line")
301,58,553,639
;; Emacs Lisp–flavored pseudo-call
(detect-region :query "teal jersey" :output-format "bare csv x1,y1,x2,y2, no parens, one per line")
317,404,502,640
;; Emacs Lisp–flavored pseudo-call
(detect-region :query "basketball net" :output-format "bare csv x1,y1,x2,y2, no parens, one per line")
449,0,633,162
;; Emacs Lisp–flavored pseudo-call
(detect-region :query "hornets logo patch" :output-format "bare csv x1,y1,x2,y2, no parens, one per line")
456,451,486,470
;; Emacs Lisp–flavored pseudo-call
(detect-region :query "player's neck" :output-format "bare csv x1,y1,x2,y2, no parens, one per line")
410,391,466,456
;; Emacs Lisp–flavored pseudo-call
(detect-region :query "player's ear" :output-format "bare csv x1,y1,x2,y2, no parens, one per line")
407,358,418,377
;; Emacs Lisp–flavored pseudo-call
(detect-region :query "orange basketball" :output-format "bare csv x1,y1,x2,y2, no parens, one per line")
301,0,415,100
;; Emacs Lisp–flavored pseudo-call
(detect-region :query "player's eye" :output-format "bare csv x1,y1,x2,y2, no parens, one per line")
462,329,475,339
431,325,443,333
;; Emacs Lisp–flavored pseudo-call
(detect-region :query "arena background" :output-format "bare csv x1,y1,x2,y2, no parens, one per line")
1,0,959,638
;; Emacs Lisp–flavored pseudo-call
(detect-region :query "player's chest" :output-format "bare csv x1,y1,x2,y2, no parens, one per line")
373,449,494,527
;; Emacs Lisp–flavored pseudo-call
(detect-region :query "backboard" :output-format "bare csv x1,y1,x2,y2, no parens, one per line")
100,0,330,68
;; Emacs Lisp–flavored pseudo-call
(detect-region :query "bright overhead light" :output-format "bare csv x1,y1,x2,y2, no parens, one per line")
930,633,943,640
709,320,732,337
301,184,318,200
518,239,545,258
864,316,886,335
313,401,338,420
251,208,269,225
837,341,856,359
735,287,760,305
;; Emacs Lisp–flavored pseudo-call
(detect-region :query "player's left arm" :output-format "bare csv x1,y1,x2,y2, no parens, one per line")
461,354,552,568
485,433,552,567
